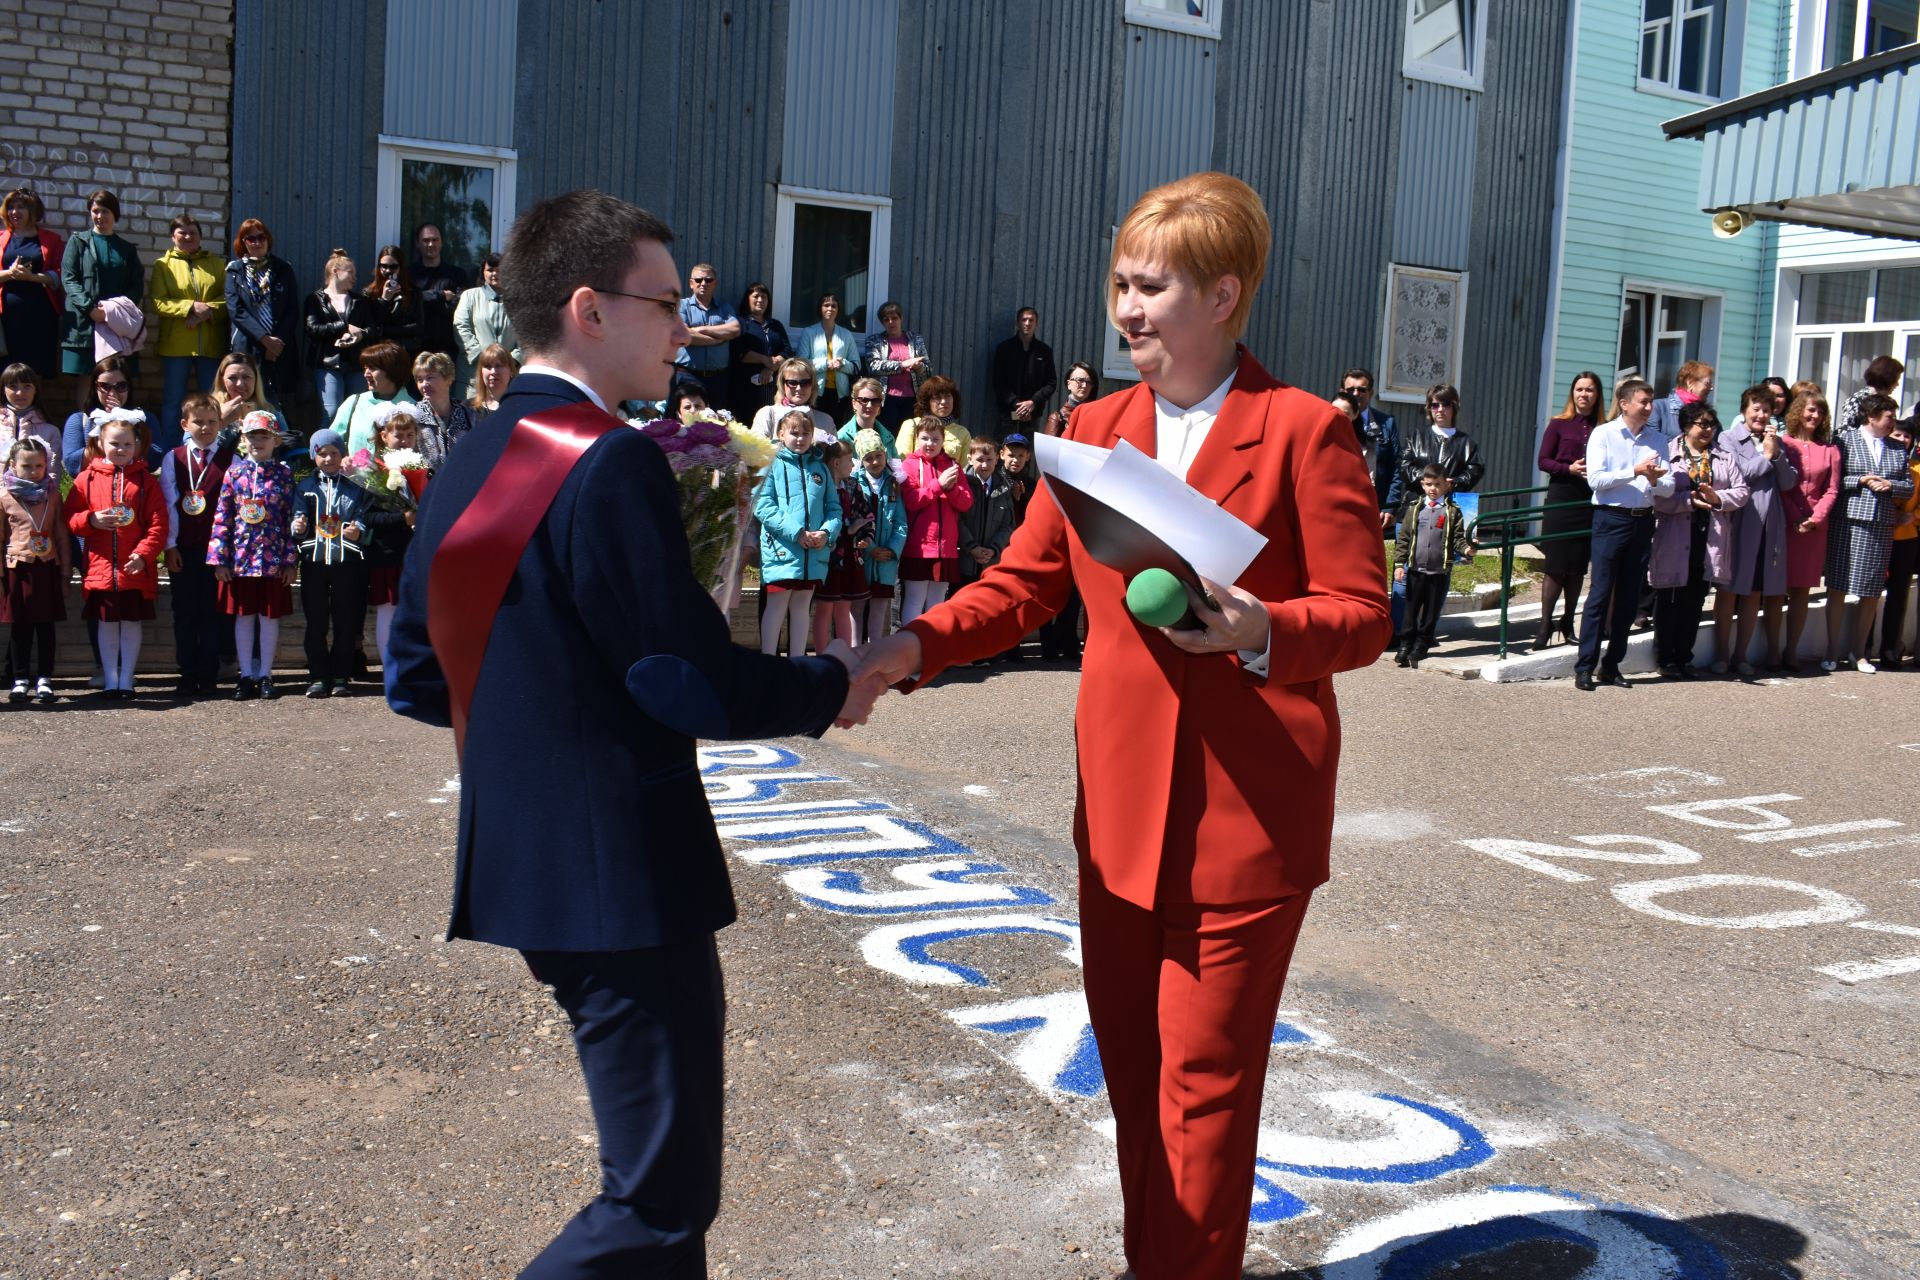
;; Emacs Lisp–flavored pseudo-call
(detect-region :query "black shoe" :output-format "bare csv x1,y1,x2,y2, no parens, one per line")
258,677,276,701
233,678,258,701
330,679,352,697
172,679,198,699
1677,664,1699,680
1574,670,1597,691
305,680,329,699
1598,669,1631,688
1393,649,1411,667
1658,664,1683,680
1408,649,1427,669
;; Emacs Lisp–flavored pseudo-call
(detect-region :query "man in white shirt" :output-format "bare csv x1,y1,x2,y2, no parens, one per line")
1575,377,1675,689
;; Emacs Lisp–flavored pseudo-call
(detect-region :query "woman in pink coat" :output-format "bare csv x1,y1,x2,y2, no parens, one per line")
1650,402,1749,677
1780,389,1840,672
897,416,972,625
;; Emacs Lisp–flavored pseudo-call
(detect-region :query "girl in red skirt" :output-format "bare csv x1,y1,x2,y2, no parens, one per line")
1,437,67,703
64,410,167,698
898,418,972,625
810,440,873,653
206,412,298,700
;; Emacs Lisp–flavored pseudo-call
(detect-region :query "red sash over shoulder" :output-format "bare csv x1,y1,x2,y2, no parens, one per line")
428,402,625,755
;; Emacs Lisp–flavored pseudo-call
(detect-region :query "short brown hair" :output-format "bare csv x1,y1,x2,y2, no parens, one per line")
179,390,219,420
500,190,674,354
87,189,120,218
168,213,201,235
1108,171,1270,339
0,362,39,391
412,350,455,382
358,341,415,395
1864,355,1905,391
915,375,960,417
1676,360,1714,389
1859,393,1899,422
1785,391,1831,444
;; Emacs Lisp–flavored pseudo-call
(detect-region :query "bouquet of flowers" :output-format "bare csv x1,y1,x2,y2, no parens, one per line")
628,409,778,612
344,447,429,509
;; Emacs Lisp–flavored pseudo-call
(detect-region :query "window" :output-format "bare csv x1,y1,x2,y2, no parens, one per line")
772,187,890,334
1617,287,1719,396
1640,0,1729,98
1379,265,1469,401
375,137,516,268
1404,0,1488,90
1790,264,1920,409
1819,0,1918,70
1124,0,1223,40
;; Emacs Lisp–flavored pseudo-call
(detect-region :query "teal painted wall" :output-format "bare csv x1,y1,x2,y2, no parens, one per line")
1548,0,1787,437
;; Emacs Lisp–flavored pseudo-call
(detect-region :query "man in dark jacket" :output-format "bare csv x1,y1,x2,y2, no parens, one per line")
387,189,872,1278
1341,368,1401,528
989,306,1057,439
409,223,469,365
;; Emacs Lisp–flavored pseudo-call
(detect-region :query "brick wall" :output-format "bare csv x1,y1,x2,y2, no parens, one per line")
0,0,234,396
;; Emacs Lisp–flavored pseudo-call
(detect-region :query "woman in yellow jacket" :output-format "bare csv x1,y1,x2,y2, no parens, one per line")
147,214,227,451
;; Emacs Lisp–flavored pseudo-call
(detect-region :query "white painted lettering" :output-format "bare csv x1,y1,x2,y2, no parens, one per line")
1610,875,1865,930
1456,835,1702,883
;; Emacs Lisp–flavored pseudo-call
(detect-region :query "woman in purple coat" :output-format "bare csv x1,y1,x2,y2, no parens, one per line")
1650,402,1748,678
1532,371,1603,650
1708,385,1799,674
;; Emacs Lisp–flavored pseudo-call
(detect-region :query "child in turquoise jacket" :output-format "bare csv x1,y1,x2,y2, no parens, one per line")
853,427,908,640
753,409,842,655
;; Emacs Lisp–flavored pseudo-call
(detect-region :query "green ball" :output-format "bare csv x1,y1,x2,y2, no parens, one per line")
1126,568,1189,628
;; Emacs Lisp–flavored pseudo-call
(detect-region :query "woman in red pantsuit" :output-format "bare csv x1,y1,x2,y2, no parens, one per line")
855,173,1391,1279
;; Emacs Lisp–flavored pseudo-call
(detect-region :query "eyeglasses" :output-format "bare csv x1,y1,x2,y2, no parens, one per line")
378,261,399,270
95,380,130,392
244,233,267,244
782,379,811,389
691,276,716,285
853,396,883,406
594,286,681,320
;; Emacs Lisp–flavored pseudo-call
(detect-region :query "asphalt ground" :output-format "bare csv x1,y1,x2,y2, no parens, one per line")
2,647,1916,1278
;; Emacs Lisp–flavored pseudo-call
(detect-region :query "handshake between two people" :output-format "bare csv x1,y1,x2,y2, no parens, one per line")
815,575,1272,731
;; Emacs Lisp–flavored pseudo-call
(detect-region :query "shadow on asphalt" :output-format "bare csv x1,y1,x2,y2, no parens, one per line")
1243,1209,1808,1278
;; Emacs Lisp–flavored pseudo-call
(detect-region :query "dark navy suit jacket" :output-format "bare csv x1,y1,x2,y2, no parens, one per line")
386,374,849,952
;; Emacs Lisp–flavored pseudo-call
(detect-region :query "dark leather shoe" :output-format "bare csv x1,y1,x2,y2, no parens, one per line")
1393,650,1411,667
1573,671,1597,691
1599,669,1631,688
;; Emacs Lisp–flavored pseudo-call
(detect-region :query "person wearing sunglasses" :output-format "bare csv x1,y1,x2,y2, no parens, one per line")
361,245,423,354
61,356,162,478
60,189,145,405
835,376,897,458
748,357,836,446
1395,382,1485,496
674,263,740,413
221,218,302,404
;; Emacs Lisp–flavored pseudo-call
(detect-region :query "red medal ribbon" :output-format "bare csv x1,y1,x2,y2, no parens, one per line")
427,402,626,756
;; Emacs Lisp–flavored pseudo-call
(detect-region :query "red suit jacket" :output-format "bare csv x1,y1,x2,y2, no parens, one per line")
904,349,1391,907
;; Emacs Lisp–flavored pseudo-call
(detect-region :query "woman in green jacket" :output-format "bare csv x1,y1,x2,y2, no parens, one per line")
148,214,228,450
59,190,143,392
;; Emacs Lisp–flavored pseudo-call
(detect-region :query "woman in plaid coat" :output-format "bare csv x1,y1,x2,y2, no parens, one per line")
1824,394,1916,672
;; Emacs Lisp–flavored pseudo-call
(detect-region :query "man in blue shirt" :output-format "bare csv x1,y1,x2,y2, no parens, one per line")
675,262,740,411
1574,377,1675,690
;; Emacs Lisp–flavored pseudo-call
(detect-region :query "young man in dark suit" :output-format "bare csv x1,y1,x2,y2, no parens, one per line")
387,189,875,1278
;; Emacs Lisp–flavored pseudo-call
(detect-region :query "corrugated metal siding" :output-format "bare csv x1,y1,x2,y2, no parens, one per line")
1216,2,1406,401
1116,25,1218,218
887,0,1122,429
384,0,516,146
514,0,786,283
782,0,896,196
1459,0,1574,494
231,0,385,305
1392,83,1477,271
1699,60,1920,207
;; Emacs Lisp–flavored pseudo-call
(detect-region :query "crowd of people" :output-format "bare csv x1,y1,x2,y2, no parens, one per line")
4,181,1913,698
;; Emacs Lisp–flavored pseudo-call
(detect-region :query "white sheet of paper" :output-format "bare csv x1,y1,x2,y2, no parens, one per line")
1033,433,1269,586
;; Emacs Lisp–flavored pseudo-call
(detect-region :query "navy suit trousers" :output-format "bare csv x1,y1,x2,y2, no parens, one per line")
519,940,725,1280
1577,506,1655,675
170,559,222,685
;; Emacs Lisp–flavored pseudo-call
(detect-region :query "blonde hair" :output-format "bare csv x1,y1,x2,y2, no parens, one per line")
412,350,455,381
213,353,274,412
850,376,885,400
467,343,519,408
1107,171,1270,339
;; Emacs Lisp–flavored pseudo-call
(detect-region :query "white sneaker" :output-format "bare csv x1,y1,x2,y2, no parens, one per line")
1856,656,1878,674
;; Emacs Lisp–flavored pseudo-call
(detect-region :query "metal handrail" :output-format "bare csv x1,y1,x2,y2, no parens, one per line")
1460,486,1597,657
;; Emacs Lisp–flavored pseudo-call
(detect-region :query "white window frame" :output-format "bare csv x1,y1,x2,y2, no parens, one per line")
1786,263,1920,410
1402,0,1490,92
1615,280,1725,394
375,135,517,253
1637,0,1732,102
1378,264,1471,402
1124,0,1224,40
1799,0,1919,74
772,185,891,334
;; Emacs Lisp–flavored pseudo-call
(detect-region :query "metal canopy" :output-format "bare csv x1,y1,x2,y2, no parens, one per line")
1663,43,1920,243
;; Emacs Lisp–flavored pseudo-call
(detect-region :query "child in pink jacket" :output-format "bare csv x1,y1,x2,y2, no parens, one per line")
898,417,973,624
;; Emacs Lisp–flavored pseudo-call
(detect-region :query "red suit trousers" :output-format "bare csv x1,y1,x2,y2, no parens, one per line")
1080,876,1313,1280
